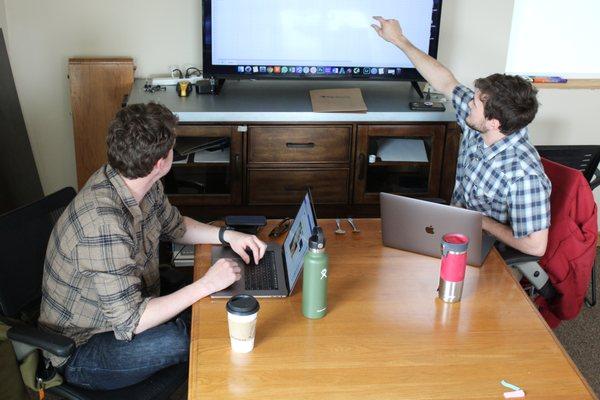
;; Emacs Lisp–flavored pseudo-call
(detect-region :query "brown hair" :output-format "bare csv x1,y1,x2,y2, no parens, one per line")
474,74,539,134
107,102,178,178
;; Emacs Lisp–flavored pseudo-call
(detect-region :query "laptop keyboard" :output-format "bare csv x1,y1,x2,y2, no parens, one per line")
244,251,279,291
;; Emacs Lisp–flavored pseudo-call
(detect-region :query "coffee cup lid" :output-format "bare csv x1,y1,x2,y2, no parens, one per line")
226,294,260,316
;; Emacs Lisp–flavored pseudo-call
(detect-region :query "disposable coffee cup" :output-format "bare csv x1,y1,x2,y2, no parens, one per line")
226,294,260,353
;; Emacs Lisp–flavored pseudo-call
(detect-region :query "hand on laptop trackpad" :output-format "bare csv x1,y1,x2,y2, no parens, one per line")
224,246,253,265
239,248,262,266
243,249,256,266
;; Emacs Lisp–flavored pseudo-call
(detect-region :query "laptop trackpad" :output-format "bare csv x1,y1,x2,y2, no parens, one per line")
212,246,239,261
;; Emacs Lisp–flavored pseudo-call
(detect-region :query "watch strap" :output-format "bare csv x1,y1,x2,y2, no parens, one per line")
218,226,229,245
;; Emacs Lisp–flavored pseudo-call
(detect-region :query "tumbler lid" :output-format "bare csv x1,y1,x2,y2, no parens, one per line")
442,233,469,253
226,294,260,316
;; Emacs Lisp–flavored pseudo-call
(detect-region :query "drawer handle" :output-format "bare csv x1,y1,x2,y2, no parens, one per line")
286,142,315,149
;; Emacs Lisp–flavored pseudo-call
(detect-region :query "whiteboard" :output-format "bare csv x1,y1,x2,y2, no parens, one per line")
505,0,600,78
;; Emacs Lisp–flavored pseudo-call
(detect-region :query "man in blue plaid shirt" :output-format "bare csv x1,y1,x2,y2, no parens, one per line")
372,17,551,257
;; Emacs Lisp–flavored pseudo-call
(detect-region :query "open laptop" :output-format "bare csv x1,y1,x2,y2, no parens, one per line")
211,191,317,298
380,193,495,267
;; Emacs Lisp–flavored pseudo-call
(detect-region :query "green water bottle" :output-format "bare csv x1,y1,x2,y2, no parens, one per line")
302,226,328,319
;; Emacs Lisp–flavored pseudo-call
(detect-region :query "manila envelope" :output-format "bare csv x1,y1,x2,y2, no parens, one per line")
309,88,368,113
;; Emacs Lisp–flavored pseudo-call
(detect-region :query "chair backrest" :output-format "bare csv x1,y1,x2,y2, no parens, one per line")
536,145,600,189
0,187,76,319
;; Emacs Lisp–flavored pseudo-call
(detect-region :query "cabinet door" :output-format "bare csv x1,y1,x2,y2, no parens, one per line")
353,125,445,204
163,125,243,206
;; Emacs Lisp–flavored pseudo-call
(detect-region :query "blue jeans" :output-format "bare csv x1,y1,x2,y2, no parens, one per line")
63,318,189,391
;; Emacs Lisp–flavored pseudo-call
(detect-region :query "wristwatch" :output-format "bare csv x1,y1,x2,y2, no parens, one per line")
218,226,230,245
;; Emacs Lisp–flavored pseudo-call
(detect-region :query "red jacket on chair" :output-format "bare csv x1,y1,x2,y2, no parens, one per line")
535,158,598,328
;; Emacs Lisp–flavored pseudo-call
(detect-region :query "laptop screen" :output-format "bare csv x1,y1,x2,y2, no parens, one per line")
283,192,317,293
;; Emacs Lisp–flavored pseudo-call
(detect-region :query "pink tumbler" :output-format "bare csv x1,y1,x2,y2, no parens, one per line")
438,233,469,303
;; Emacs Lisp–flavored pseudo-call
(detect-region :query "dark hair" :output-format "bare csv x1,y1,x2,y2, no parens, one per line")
107,102,178,178
474,74,539,134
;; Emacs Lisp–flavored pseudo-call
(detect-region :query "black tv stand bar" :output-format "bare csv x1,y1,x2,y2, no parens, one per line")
411,81,424,99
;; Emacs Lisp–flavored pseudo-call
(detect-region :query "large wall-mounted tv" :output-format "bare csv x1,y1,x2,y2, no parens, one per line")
202,0,443,82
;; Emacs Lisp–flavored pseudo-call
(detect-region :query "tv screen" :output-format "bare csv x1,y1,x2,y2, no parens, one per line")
202,0,443,81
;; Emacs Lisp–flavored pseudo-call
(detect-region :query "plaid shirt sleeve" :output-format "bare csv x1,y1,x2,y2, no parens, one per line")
508,174,551,238
155,181,186,242
75,224,150,341
452,84,474,132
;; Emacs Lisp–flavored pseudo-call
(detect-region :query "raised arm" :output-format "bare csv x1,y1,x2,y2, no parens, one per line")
371,16,459,98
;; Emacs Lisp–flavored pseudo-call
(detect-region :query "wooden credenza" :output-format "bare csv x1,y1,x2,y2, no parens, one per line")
126,79,460,220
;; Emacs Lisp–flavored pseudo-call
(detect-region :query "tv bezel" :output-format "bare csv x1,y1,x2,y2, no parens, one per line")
202,0,443,82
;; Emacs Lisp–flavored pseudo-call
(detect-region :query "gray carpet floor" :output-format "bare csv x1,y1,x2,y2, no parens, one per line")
554,248,600,397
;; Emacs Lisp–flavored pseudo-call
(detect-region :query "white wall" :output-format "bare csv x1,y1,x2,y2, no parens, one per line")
437,0,514,85
0,0,7,41
3,0,599,217
3,0,201,193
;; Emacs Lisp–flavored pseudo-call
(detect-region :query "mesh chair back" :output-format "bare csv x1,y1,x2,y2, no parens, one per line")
0,187,75,318
536,145,600,188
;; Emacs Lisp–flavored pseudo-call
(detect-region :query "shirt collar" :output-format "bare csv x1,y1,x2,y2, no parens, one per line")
475,128,528,161
104,164,142,219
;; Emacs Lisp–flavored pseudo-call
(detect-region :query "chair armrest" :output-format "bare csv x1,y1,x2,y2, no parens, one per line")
495,243,540,265
7,325,75,358
496,243,558,301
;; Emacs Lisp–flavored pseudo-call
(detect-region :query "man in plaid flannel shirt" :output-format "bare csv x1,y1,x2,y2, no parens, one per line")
39,103,267,390
372,17,550,257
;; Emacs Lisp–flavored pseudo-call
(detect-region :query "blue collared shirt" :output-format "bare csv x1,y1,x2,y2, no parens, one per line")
451,84,551,238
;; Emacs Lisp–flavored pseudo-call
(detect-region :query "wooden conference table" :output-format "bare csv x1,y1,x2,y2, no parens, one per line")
190,219,596,399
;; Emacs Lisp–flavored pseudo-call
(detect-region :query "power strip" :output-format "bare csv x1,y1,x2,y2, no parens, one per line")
151,76,206,86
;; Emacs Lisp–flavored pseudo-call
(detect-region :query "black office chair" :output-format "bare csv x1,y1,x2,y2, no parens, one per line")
535,145,600,188
0,187,188,400
498,145,600,308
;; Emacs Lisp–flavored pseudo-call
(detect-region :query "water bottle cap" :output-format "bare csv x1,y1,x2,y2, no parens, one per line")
226,294,260,316
309,226,326,250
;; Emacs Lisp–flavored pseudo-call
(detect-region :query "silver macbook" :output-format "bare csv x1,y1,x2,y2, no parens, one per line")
380,193,495,267
211,191,317,298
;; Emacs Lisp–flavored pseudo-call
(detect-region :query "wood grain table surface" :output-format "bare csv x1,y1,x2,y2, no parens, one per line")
189,219,596,399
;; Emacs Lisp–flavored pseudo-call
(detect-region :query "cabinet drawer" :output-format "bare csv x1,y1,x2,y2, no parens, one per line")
248,126,351,163
176,125,231,137
248,169,349,204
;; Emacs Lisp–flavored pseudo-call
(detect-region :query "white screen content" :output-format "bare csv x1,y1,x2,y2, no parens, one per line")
211,0,435,68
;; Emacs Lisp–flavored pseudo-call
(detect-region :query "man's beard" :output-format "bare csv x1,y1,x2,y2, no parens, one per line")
465,117,487,133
